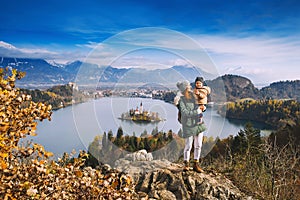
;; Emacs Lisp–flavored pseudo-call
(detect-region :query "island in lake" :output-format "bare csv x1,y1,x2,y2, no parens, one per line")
119,102,165,123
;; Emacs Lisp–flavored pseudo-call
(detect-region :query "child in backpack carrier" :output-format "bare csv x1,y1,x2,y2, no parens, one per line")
194,77,211,124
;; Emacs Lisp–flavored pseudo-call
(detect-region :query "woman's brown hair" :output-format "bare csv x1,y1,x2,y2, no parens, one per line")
183,88,192,100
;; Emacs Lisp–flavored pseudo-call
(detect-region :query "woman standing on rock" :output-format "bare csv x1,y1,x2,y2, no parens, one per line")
175,80,206,172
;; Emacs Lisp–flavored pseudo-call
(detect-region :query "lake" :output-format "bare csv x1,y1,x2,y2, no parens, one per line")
33,97,272,156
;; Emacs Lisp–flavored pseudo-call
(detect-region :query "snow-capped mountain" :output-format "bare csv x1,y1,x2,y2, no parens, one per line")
0,56,214,88
45,60,66,68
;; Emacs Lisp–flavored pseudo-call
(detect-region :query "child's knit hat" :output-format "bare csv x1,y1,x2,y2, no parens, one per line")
195,76,204,83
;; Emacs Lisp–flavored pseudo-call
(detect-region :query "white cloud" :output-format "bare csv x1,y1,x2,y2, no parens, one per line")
1,30,299,86
0,40,58,57
192,35,300,85
78,29,300,84
81,28,218,75
0,41,86,64
111,53,175,70
76,41,99,49
170,59,191,66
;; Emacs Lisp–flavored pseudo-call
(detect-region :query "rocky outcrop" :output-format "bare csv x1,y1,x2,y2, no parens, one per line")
115,150,255,200
122,149,154,162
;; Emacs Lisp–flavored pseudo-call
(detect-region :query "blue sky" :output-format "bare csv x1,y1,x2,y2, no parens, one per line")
1,0,300,86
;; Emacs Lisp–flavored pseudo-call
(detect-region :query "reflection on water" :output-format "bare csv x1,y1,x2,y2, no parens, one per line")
34,97,272,156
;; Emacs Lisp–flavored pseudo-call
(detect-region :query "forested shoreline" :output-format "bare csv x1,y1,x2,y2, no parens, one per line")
218,98,300,129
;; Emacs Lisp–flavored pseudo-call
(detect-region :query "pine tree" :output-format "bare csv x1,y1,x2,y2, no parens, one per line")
108,130,113,141
102,132,107,151
115,127,124,146
116,127,123,139
151,126,158,136
243,122,262,154
167,130,173,141
232,122,261,155
129,136,137,152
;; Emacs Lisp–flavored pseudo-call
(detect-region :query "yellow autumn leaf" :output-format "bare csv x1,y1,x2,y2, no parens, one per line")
4,193,17,200
111,180,119,189
23,181,31,189
44,151,54,158
0,152,9,158
39,160,46,165
74,170,83,177
126,177,131,185
30,132,37,136
0,160,7,170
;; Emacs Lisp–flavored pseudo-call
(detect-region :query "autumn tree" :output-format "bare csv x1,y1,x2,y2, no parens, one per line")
0,68,137,199
86,135,102,167
0,68,53,170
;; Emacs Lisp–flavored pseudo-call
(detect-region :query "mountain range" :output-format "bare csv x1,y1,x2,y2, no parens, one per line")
0,57,299,101
0,57,212,88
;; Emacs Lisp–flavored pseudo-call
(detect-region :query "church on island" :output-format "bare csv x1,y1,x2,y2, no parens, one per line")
119,102,164,123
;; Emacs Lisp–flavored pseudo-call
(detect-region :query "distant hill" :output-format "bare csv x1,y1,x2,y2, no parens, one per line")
19,83,87,110
207,74,260,102
138,83,170,90
207,75,299,102
260,80,300,101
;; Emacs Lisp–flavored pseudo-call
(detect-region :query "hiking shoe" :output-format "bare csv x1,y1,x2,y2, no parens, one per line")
193,160,204,173
183,161,190,171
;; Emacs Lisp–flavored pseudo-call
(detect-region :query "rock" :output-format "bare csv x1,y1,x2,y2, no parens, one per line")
114,151,256,200
124,149,153,162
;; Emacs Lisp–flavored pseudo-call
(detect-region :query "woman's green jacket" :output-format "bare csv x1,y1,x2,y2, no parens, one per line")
178,96,206,138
